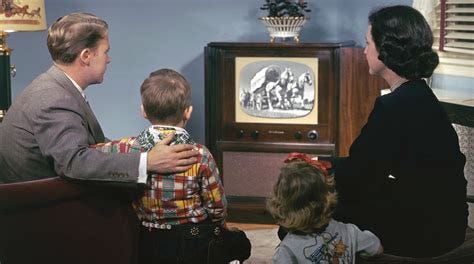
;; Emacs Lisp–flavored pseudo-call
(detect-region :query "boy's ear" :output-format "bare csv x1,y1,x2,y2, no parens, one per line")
140,104,148,119
184,106,193,121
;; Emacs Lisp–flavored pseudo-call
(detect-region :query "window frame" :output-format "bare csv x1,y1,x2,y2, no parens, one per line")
414,0,474,77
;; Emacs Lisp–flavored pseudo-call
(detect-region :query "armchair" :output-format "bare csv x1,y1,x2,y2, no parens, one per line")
0,177,139,264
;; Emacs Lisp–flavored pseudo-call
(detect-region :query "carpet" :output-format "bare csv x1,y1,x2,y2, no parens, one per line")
241,227,280,264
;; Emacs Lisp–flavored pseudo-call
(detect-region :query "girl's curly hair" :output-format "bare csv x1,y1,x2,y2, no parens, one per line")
267,161,337,234
369,5,439,79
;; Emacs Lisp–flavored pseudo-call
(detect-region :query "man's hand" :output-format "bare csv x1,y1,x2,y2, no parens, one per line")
147,133,198,174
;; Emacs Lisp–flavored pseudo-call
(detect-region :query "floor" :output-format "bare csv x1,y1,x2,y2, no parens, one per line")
227,222,280,264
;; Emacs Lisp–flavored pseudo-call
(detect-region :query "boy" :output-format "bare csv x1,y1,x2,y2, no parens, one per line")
93,69,250,263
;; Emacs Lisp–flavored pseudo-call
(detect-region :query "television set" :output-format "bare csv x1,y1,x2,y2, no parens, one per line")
205,42,352,151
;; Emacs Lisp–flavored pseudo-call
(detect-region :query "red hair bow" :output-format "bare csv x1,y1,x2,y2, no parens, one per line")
284,152,332,175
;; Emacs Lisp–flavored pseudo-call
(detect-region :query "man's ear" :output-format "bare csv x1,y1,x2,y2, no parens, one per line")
79,48,92,66
184,106,193,122
140,104,148,119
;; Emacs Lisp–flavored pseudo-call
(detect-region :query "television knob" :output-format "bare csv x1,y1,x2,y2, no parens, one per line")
237,129,244,138
294,131,302,140
307,130,319,141
251,130,259,139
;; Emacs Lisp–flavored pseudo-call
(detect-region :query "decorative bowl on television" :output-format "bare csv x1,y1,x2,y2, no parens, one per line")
260,16,308,43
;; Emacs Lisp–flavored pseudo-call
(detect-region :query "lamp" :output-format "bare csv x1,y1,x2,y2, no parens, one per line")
0,0,46,121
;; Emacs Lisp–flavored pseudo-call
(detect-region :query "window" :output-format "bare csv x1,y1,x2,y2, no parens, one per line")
414,0,474,77
434,0,474,76
435,0,474,54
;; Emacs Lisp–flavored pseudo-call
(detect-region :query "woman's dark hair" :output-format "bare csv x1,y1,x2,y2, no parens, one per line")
369,5,439,79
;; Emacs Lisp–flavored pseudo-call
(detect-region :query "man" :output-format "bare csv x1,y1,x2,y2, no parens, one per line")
0,12,197,184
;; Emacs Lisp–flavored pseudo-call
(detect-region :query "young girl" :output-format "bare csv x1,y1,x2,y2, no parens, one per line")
268,152,383,263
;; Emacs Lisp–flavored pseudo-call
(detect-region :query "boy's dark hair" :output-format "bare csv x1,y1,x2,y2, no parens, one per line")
140,69,192,124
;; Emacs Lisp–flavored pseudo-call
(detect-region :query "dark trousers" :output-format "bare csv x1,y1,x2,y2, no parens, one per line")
138,221,251,264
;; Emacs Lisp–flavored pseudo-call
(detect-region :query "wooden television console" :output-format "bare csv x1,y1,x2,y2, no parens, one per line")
204,42,387,223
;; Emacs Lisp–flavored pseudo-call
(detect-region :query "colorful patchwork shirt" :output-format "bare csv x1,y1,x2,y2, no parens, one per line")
92,125,227,226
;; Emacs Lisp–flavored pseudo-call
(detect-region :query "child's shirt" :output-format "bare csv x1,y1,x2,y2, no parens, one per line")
93,125,227,226
273,219,381,264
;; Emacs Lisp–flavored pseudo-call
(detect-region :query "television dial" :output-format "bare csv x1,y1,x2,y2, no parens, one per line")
294,131,302,140
307,130,319,141
251,130,259,139
237,129,244,138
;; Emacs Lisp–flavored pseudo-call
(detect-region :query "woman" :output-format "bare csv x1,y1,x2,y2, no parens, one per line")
326,5,468,257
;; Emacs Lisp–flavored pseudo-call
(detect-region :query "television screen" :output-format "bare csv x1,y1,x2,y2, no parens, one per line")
235,57,318,125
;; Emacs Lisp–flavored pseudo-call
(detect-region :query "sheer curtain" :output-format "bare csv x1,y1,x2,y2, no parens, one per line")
412,0,436,28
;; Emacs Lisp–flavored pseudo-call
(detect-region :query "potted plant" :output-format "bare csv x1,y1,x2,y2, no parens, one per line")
260,0,311,17
260,0,311,42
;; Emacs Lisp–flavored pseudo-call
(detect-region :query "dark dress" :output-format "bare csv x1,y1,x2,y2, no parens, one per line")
327,79,468,257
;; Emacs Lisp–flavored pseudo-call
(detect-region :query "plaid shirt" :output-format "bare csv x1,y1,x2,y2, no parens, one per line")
92,125,227,225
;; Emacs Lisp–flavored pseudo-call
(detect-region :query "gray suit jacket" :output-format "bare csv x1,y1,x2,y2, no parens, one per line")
0,65,140,183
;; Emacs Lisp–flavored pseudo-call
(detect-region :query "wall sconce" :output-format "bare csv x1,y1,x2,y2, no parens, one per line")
0,0,46,121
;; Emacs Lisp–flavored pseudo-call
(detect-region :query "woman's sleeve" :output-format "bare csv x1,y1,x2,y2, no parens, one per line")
332,97,398,200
